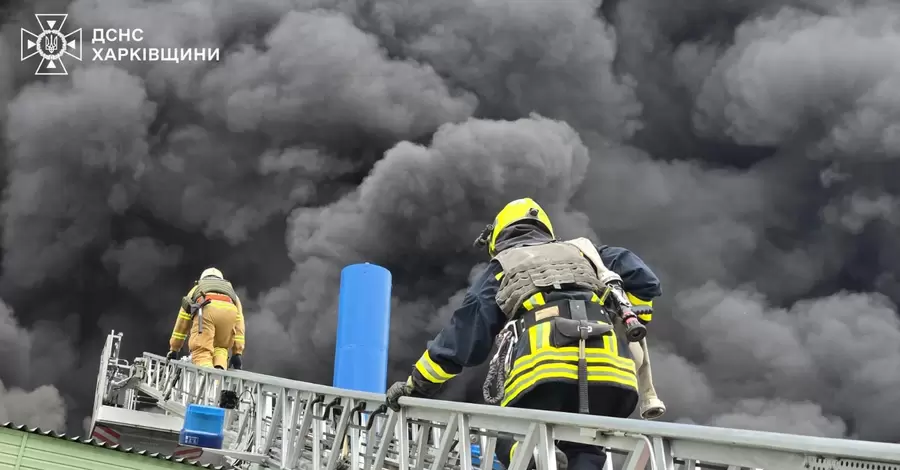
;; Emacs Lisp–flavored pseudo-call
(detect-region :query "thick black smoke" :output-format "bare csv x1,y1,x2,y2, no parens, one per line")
0,0,899,444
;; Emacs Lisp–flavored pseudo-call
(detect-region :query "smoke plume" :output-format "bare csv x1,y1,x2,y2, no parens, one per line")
0,0,898,444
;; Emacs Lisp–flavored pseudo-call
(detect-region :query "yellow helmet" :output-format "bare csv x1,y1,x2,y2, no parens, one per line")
200,267,224,280
487,198,554,256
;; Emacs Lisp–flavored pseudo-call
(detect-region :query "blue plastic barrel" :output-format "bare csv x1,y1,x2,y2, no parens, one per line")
333,263,392,393
179,404,225,449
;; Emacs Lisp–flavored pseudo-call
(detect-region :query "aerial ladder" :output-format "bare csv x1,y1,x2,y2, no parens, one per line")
91,331,900,470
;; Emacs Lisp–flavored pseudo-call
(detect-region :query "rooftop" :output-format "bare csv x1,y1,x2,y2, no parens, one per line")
0,422,227,469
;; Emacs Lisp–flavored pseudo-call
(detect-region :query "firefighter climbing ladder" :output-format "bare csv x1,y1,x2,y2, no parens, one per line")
94,331,900,470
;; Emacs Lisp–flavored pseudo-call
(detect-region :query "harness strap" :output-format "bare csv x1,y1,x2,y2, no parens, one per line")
568,299,588,321
187,292,213,333
570,299,592,414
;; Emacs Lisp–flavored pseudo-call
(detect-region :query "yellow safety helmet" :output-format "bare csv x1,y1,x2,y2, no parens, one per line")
484,198,554,256
200,267,224,280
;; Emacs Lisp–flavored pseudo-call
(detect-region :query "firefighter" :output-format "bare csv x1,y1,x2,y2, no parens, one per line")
385,198,662,470
166,267,245,370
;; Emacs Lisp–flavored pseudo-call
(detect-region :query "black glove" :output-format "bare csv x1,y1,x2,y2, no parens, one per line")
385,378,414,411
229,354,242,370
166,350,179,361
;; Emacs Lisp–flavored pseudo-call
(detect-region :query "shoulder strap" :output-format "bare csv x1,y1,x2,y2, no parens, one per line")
564,238,603,269
563,237,621,285
563,238,628,333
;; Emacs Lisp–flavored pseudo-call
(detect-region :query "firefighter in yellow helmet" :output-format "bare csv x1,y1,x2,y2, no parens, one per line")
385,198,663,470
166,267,245,370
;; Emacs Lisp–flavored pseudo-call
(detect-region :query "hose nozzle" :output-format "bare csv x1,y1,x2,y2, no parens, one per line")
622,314,647,342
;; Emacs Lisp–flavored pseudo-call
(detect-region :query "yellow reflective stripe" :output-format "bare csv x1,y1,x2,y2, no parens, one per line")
414,361,445,384
626,293,652,307
213,348,229,359
510,442,519,462
502,363,638,406
233,335,245,342
511,347,634,377
495,271,504,280
598,287,611,304
534,322,548,351
414,350,456,384
502,312,639,405
627,293,653,323
178,312,192,321
505,363,638,395
171,332,187,340
522,292,545,311
590,292,601,303
236,315,244,321
607,329,619,356
528,322,538,354
515,334,631,371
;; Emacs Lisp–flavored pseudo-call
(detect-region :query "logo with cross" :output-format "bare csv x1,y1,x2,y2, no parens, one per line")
20,14,83,76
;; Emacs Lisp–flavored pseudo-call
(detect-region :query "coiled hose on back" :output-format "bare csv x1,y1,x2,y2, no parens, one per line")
483,327,517,404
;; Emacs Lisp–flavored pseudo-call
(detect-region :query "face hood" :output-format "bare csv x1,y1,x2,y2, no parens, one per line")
492,222,554,255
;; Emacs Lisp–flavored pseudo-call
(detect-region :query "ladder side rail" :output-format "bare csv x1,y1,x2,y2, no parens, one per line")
133,349,900,470
307,397,900,470
91,331,118,431
141,352,387,402
135,358,381,470
399,396,900,469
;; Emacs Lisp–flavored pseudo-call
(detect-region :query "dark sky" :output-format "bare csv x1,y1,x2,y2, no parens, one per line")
0,0,899,442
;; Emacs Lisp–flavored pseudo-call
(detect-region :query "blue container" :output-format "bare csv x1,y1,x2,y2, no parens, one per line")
471,443,503,469
333,263,392,394
179,404,225,449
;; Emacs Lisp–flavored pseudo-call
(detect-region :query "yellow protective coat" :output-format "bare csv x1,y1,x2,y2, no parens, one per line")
169,285,245,368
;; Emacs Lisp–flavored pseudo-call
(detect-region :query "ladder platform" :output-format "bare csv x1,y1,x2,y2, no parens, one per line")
92,330,900,470
94,405,184,434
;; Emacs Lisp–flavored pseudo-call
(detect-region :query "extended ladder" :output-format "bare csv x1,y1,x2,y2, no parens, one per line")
94,331,900,470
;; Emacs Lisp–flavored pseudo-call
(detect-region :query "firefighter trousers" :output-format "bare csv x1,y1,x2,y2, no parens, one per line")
187,300,239,369
495,382,637,470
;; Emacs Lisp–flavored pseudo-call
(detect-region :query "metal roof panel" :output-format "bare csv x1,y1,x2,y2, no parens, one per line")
0,422,227,469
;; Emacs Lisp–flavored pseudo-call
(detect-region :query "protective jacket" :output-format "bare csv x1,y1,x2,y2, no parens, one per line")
169,277,246,357
408,229,661,407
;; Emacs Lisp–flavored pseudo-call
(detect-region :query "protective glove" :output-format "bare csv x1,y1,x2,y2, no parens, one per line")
229,354,242,370
385,378,414,411
166,350,179,361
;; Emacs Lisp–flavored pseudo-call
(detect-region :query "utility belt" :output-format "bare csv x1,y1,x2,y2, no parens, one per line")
512,298,612,338
183,292,234,333
197,293,233,304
